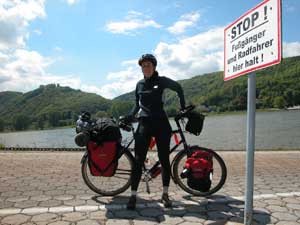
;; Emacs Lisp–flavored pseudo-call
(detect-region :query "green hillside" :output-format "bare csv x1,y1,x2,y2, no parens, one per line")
0,84,111,131
0,56,299,132
117,56,300,113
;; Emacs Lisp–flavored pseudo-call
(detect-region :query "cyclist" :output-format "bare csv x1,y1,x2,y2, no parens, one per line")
124,53,186,210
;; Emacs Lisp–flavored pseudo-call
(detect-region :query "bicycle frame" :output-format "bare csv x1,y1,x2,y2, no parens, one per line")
119,116,191,186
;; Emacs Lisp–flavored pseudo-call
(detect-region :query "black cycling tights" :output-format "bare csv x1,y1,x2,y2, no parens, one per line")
131,117,172,191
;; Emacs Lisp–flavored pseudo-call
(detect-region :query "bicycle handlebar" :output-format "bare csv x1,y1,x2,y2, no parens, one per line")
175,105,195,121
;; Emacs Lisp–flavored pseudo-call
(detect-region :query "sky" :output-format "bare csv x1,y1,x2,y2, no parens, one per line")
0,0,299,99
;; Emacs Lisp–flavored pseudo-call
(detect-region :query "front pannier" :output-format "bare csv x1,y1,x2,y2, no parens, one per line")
185,111,205,136
87,141,119,177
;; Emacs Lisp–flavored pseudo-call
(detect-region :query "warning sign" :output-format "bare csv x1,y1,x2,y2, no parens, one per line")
224,0,281,81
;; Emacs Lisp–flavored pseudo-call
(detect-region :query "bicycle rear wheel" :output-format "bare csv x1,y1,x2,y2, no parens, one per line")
172,145,227,196
81,149,134,196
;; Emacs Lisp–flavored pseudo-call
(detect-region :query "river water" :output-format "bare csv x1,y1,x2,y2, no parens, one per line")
0,110,299,150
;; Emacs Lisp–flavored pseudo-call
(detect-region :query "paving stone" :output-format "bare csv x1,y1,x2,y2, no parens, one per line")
272,212,298,221
207,211,232,220
88,210,106,220
207,203,231,211
76,219,102,225
23,190,44,196
163,207,186,216
179,222,202,225
282,197,300,204
65,189,86,195
6,196,29,202
294,210,300,218
14,200,39,208
275,222,300,225
39,200,62,207
61,212,87,222
86,199,101,206
53,195,74,201
76,194,94,200
64,199,86,206
139,208,164,217
266,205,288,212
114,209,139,219
44,190,66,196
31,213,60,222
183,213,207,222
1,214,30,225
253,213,272,225
30,195,52,201
106,219,130,225
204,220,228,225
263,199,285,206
159,214,184,224
48,221,70,225
1,191,22,197
185,205,207,213
132,217,158,224
0,201,14,208
286,203,300,210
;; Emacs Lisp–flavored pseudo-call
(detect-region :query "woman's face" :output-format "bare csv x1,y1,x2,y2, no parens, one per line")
141,61,155,78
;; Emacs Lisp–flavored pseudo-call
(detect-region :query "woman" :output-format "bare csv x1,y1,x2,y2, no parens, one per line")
126,53,186,210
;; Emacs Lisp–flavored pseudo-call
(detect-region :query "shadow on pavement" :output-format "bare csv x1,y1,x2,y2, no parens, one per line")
91,194,271,224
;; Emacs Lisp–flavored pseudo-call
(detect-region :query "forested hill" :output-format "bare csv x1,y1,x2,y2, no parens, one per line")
0,56,299,131
0,84,114,131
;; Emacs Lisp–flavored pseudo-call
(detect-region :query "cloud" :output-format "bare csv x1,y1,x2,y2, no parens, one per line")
0,48,102,96
98,27,224,99
66,0,79,5
283,42,300,58
167,12,200,35
0,0,46,50
155,27,224,80
98,65,141,99
105,11,162,35
0,1,96,95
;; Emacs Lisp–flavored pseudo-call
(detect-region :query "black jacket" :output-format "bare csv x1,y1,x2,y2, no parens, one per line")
130,72,185,119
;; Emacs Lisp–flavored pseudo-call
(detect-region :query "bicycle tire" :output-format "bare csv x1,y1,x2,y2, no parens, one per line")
81,149,134,196
172,145,227,196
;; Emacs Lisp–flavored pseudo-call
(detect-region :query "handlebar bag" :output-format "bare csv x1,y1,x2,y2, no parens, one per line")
185,111,205,136
185,150,213,192
87,141,119,177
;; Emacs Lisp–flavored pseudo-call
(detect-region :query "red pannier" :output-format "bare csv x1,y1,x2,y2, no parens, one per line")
87,141,119,177
183,150,213,192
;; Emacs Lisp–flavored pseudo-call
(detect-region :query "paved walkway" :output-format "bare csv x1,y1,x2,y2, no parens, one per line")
0,151,299,225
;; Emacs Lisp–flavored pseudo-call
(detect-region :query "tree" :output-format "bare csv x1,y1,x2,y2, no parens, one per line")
0,119,4,131
47,111,61,127
273,96,286,109
13,114,30,130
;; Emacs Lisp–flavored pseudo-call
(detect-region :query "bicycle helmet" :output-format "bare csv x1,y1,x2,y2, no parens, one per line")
138,54,157,67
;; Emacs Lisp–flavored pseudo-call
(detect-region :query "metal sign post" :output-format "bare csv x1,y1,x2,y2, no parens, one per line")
223,1,282,224
244,72,256,225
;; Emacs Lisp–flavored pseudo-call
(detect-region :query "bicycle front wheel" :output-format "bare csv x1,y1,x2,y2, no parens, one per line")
172,146,227,196
81,149,134,196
